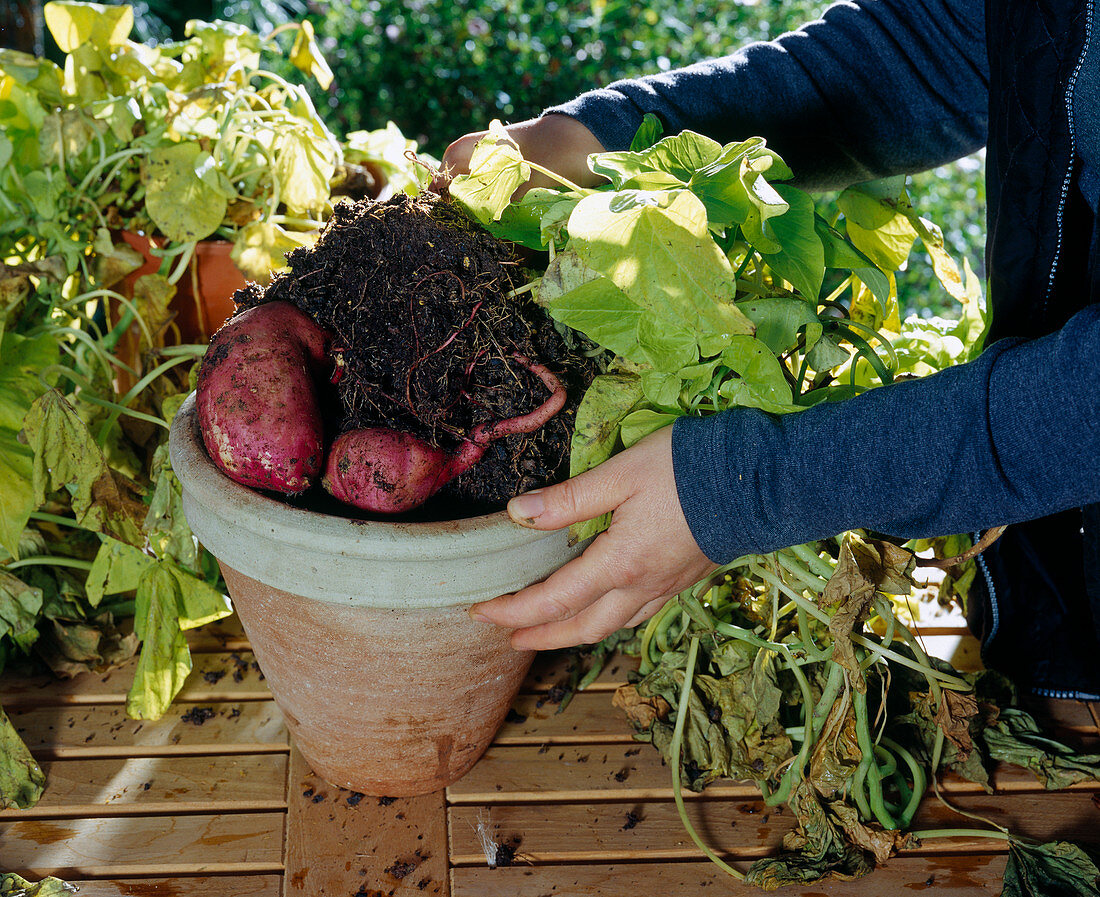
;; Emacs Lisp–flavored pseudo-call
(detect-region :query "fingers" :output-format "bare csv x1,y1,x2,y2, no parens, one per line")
509,587,663,651
507,451,635,530
471,531,629,630
430,131,483,193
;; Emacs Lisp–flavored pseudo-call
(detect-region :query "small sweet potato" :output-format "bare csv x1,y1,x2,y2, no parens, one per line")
197,301,331,493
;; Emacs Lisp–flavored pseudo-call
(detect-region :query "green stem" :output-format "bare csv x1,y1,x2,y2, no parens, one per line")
910,828,1011,842
29,512,89,530
853,686,899,830
670,636,746,881
95,354,195,444
880,735,926,828
5,556,94,572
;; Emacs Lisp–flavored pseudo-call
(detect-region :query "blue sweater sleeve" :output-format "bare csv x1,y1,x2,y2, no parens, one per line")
672,304,1100,564
547,0,988,191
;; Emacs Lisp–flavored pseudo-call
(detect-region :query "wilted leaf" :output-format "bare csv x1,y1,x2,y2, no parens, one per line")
0,872,78,896
936,687,979,759
0,570,43,653
982,707,1100,790
0,703,44,809
746,780,873,888
612,684,671,729
828,801,916,865
126,564,191,720
1001,838,1100,897
23,389,146,546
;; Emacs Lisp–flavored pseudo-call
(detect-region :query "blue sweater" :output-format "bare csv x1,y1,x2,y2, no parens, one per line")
547,0,1100,564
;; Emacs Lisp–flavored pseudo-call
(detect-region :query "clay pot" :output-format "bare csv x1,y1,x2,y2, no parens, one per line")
168,394,583,795
117,232,248,344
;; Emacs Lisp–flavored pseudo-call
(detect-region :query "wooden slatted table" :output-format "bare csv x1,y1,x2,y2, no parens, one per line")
2,617,1098,896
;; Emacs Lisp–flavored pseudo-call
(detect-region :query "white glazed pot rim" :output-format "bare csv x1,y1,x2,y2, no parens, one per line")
168,393,581,606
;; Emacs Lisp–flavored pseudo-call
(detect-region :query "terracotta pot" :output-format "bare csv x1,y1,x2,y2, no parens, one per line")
168,394,583,795
117,232,248,344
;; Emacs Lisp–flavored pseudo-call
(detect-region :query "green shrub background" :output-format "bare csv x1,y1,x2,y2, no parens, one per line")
62,0,989,317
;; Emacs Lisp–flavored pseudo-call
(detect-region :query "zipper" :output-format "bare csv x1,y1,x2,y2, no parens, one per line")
1041,0,1095,319
1031,686,1100,701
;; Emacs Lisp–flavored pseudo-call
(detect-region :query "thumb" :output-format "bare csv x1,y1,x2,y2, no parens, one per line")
507,462,629,530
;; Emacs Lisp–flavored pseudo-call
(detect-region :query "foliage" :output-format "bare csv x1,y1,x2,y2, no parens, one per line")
450,119,1094,892
0,0,425,812
274,0,985,318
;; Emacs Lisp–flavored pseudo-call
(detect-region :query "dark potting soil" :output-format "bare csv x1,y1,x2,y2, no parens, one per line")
240,193,598,517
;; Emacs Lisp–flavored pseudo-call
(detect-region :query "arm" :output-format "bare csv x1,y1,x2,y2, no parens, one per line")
675,303,1100,562
548,0,989,190
472,304,1100,649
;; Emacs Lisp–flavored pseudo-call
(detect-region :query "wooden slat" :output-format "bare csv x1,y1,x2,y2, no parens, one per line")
447,745,1100,804
447,792,1100,865
282,746,449,897
65,877,281,896
10,701,288,756
1,812,284,877
0,754,287,818
185,614,251,653
451,855,1008,896
496,692,636,745
0,652,272,707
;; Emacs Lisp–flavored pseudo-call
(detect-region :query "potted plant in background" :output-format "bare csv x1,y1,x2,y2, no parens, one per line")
0,0,427,810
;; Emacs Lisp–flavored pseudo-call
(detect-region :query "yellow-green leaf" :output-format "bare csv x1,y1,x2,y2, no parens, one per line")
126,565,191,720
44,1,133,53
289,20,333,90
0,704,45,809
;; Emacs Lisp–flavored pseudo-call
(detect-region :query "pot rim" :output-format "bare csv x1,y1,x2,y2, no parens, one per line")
168,392,561,561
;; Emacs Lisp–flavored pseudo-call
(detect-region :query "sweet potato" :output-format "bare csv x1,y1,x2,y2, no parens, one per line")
197,301,332,493
323,354,566,513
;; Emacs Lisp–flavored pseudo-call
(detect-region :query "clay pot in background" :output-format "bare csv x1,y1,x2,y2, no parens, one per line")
168,394,583,796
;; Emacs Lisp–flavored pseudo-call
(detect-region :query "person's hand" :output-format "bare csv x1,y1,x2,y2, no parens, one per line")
430,114,606,197
469,427,717,650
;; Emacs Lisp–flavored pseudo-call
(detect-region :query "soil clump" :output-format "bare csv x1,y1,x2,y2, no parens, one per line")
240,192,596,516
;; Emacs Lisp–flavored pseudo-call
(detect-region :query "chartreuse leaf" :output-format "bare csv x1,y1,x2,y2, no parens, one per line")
231,221,315,281
690,138,792,239
0,703,45,809
621,409,678,447
172,563,231,630
482,188,577,250
144,141,231,242
568,373,645,541
44,1,134,53
568,188,752,353
761,185,824,300
1001,838,1100,897
838,180,918,271
629,112,664,152
718,335,798,413
85,537,153,606
22,389,146,546
274,127,337,215
289,19,333,90
449,120,531,224
735,296,820,356
127,565,191,720
590,130,723,190
537,251,645,361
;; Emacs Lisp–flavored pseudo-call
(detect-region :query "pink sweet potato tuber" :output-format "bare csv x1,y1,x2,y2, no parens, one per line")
323,354,567,514
197,301,332,494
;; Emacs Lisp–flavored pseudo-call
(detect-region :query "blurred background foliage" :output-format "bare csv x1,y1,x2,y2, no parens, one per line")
4,0,985,317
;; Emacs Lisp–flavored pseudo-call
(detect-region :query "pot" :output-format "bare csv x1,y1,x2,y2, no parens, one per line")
118,232,248,344
168,394,583,795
